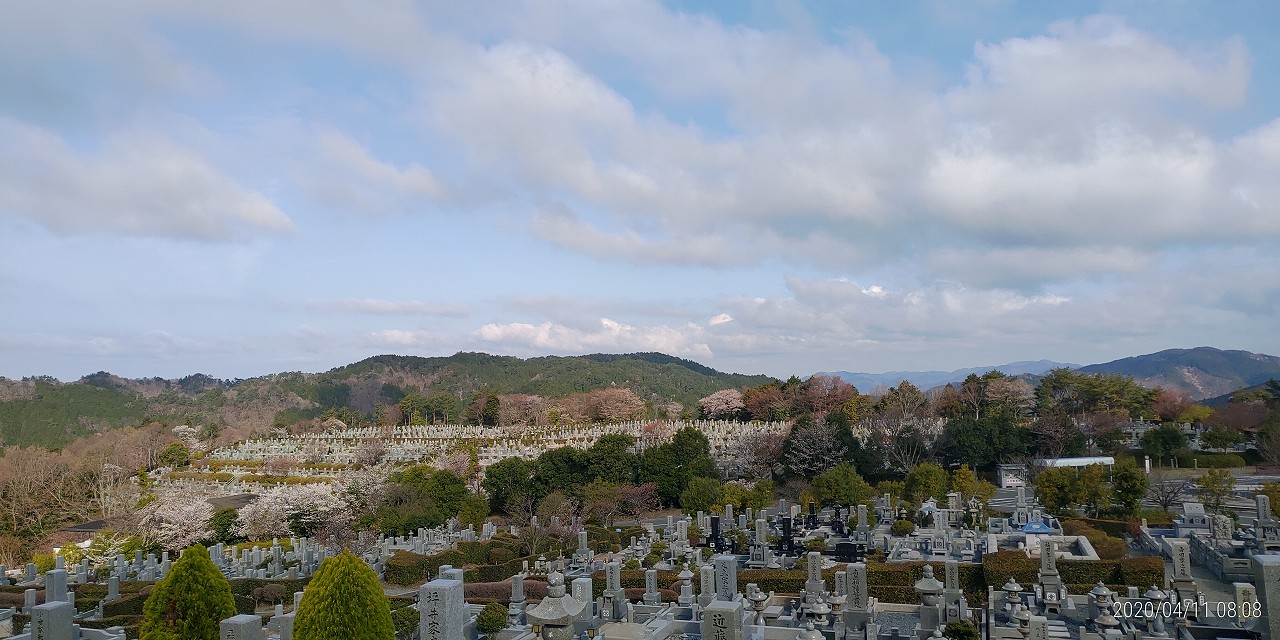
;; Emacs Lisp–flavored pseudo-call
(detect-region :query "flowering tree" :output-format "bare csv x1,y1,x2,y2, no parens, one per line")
236,484,349,541
698,389,745,420
136,490,214,551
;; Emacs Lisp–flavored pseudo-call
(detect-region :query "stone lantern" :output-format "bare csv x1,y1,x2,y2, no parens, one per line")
1144,585,1169,637
526,571,586,640
914,565,944,607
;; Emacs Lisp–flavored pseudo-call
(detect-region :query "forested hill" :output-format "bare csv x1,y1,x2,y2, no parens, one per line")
1077,347,1280,401
0,352,776,449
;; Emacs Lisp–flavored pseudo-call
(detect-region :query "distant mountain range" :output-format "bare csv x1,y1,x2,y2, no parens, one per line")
1078,347,1280,401
816,360,1077,393
4,347,1279,450
820,347,1280,401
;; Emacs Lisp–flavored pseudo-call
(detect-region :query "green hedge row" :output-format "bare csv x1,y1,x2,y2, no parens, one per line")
1175,452,1246,468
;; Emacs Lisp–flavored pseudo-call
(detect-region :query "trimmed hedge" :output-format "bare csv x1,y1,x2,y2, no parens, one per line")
103,591,148,617
228,577,311,598
1175,452,1246,468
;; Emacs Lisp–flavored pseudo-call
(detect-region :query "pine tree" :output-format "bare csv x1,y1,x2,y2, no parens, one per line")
139,544,236,640
294,550,394,640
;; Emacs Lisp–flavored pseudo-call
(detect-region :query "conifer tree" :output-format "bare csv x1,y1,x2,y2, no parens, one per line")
140,544,236,640
294,550,394,640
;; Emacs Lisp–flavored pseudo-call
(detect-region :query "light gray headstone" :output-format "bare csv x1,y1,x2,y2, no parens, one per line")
849,563,868,609
24,588,37,613
1234,582,1258,625
220,613,265,640
701,598,744,640
44,569,67,603
419,578,465,640
571,577,593,619
1249,555,1280,640
511,573,526,602
700,565,715,596
30,601,73,640
1040,539,1057,575
945,559,959,591
441,567,464,582
1168,539,1193,581
605,562,622,592
714,555,737,601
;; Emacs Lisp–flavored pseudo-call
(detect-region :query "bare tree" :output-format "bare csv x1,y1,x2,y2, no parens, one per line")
1029,412,1082,460
866,417,928,473
783,418,846,477
1147,468,1193,512
731,431,786,480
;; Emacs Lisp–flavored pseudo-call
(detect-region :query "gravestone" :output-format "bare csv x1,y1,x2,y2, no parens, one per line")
804,552,824,595
848,563,868,609
1039,539,1058,578
44,569,67,603
1172,537,1187,583
714,555,737,602
1234,582,1259,625
643,569,660,605
699,565,715,607
1248,554,1280,640
30,601,73,640
220,614,265,640
701,598,744,640
571,577,593,620
419,578,465,640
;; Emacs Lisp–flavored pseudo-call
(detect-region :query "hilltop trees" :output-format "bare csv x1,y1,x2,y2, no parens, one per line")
140,545,235,640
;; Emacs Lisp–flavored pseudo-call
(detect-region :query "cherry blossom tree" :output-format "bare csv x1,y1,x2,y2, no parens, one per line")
136,490,214,551
698,389,745,420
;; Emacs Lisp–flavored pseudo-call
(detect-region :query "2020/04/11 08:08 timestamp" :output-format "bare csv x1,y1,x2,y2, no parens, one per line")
1115,598,1262,621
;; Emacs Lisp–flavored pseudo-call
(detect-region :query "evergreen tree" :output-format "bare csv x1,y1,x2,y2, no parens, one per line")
476,601,509,637
139,544,236,640
295,550,394,640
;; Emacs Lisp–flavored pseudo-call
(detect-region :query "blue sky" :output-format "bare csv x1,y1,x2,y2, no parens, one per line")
2,1,1279,381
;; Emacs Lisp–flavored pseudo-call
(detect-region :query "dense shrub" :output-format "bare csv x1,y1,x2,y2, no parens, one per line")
1092,537,1128,560
140,545,236,640
890,520,915,536
294,550,394,640
476,601,509,635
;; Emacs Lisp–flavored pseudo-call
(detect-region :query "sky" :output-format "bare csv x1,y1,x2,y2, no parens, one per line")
2,1,1279,382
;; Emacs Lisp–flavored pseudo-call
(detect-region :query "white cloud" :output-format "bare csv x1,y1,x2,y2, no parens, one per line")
475,317,712,358
0,116,293,240
709,313,733,326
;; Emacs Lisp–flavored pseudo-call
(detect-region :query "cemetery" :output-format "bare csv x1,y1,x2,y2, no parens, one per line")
2,483,1276,640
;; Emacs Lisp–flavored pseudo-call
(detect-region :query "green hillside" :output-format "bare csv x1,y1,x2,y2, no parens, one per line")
0,378,150,448
321,351,774,411
0,352,777,449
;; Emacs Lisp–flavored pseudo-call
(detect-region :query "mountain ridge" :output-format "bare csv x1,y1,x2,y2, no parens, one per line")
817,359,1079,392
